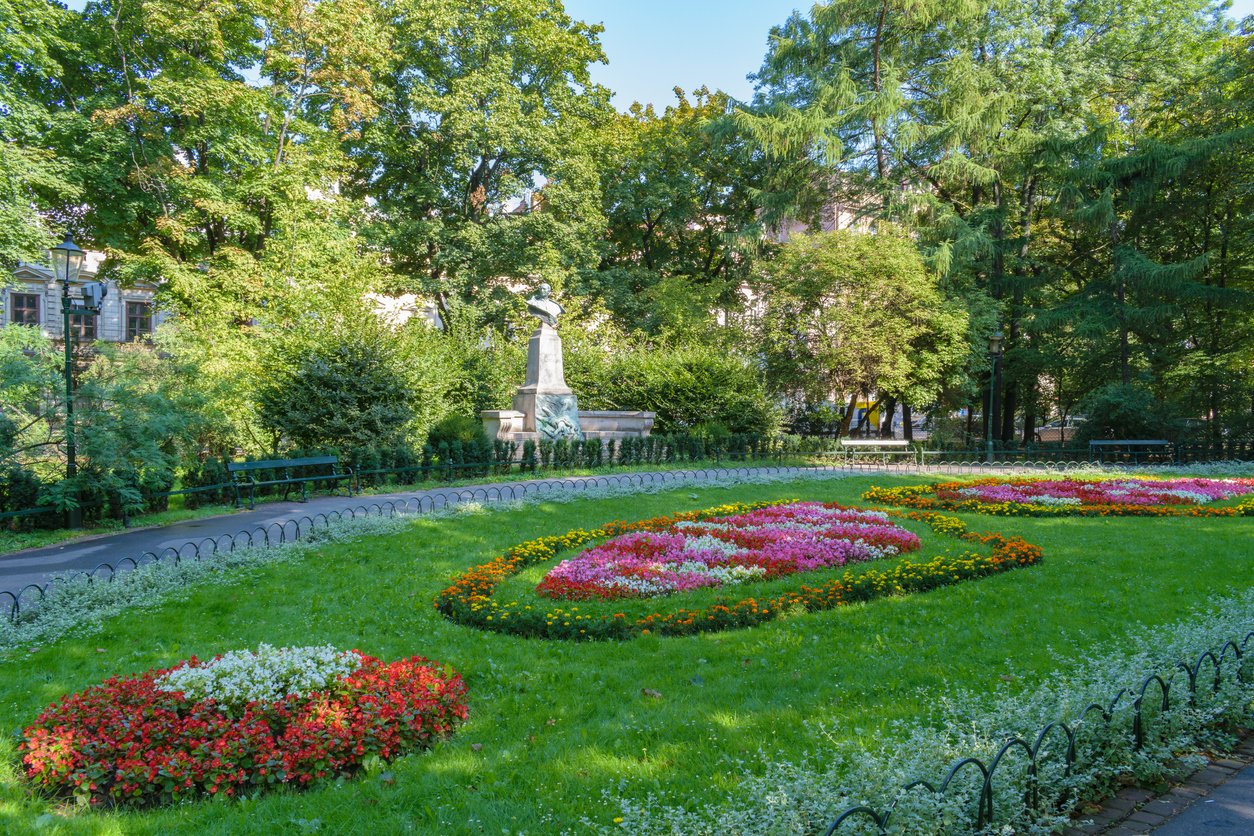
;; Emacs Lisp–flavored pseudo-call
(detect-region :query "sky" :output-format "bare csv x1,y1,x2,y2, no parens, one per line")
562,0,801,110
59,0,1254,111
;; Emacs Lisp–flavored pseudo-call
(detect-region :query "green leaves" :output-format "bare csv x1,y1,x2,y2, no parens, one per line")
756,229,968,409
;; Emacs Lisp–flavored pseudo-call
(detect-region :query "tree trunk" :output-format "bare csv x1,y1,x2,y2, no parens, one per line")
1022,382,1038,447
839,392,859,436
902,404,913,442
879,396,897,438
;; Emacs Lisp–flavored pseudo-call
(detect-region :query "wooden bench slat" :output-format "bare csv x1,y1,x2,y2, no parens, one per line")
226,455,352,509
228,455,339,472
1088,440,1170,446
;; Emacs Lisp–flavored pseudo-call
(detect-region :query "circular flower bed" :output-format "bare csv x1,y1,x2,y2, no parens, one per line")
434,500,1042,640
537,503,921,601
21,646,468,808
864,477,1254,517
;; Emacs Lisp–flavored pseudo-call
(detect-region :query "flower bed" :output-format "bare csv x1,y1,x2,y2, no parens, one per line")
537,503,921,601
864,477,1254,517
434,500,1042,640
21,647,468,808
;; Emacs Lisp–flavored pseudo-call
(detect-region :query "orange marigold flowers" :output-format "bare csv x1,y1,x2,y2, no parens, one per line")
432,501,1042,641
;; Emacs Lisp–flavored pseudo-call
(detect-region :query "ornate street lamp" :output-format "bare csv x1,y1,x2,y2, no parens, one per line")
51,232,105,526
986,330,1004,464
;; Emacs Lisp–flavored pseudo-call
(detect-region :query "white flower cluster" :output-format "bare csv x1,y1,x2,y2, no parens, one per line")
1026,495,1082,505
1161,489,1215,503
673,561,768,584
679,534,743,556
156,643,361,708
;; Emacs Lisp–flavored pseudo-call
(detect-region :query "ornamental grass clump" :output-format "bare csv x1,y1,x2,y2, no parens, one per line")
21,647,468,808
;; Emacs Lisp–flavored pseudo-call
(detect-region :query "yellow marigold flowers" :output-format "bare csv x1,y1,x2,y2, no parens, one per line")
432,500,1042,641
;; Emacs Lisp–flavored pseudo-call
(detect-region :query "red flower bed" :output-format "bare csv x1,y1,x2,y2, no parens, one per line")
21,653,468,808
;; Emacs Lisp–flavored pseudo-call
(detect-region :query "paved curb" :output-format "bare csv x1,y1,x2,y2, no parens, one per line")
1064,732,1254,835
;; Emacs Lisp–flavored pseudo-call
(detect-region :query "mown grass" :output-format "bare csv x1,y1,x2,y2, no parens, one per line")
0,473,1249,835
0,458,822,558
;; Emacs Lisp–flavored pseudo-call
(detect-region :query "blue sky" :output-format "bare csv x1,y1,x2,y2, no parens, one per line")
570,0,1254,110
59,0,1254,111
563,0,801,109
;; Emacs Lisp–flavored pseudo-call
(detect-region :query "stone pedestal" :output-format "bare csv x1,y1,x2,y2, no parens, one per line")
511,324,583,441
482,321,656,449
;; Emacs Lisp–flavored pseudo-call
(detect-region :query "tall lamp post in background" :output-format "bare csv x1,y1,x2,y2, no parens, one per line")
985,331,1004,464
50,233,106,527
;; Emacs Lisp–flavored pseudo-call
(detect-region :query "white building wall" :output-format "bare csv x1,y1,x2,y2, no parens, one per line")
4,256,162,342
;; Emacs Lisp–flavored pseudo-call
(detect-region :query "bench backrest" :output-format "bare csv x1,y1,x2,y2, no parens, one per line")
837,438,909,447
227,455,339,473
1088,439,1170,447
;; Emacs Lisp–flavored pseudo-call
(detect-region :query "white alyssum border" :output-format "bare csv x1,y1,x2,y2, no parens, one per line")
591,591,1254,835
0,468,858,653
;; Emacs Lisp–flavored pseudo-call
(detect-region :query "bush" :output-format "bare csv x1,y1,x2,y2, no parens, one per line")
0,463,50,528
181,457,232,509
425,413,490,450
257,318,416,457
1076,382,1182,443
577,344,781,435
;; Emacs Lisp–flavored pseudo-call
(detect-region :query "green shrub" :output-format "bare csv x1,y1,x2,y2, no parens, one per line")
576,345,780,435
256,318,416,456
1076,382,1182,442
425,413,489,450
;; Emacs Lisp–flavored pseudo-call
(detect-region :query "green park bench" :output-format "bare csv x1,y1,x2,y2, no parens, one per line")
227,455,354,510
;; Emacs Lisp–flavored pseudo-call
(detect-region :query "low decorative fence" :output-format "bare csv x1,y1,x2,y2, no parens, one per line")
2,465,850,623
5,434,1252,531
821,631,1253,834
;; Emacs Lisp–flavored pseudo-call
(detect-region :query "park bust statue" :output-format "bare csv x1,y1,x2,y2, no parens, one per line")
526,282,564,328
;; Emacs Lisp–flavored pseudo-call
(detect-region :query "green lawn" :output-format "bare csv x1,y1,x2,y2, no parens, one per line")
0,473,1249,834
0,458,824,558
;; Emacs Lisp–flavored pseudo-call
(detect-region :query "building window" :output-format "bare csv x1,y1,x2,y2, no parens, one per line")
9,292,40,325
69,312,97,341
126,301,153,341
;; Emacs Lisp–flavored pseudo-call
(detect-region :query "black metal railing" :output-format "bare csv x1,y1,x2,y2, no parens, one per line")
3,464,875,623
821,632,1253,834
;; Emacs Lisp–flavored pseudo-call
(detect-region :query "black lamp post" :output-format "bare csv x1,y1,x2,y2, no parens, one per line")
50,232,104,527
985,330,1004,464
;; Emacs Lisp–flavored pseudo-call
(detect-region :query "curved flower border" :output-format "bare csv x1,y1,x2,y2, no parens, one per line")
864,478,1254,517
21,652,468,808
433,500,1043,640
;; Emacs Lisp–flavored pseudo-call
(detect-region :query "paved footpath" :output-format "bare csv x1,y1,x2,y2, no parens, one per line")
3,461,1250,832
0,464,877,600
1065,727,1254,835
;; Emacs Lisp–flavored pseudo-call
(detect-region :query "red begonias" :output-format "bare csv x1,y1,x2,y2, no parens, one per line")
21,652,468,808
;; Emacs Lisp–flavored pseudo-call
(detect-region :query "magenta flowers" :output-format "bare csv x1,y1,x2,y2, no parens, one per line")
946,478,1254,507
536,502,921,600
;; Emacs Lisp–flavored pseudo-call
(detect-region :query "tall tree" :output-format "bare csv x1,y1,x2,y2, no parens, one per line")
0,0,77,279
747,0,1232,442
755,229,968,433
352,0,612,329
585,88,767,338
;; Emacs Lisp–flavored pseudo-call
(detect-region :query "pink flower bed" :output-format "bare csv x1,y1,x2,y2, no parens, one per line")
946,478,1254,507
536,502,921,600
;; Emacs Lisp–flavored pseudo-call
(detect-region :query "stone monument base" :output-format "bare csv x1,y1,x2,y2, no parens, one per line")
482,409,655,447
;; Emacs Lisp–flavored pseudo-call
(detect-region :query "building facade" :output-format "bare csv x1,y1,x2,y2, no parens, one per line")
2,253,164,342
